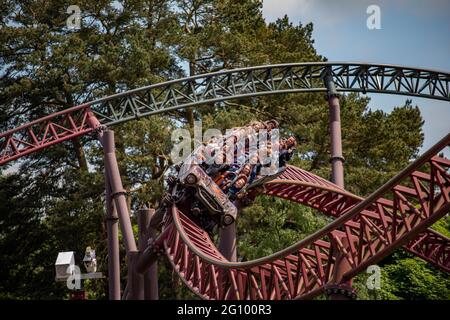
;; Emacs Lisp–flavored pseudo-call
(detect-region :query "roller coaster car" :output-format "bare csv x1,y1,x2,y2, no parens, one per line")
176,161,238,227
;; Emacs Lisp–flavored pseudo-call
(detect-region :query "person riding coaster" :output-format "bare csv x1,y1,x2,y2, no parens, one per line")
151,120,296,234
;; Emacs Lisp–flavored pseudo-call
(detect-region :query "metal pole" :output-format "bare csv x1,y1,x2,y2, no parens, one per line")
87,115,122,301
127,251,144,300
218,223,237,300
102,130,142,299
136,225,172,274
325,75,345,188
105,174,121,300
138,208,159,300
103,130,137,253
325,236,356,300
218,223,237,261
324,75,354,300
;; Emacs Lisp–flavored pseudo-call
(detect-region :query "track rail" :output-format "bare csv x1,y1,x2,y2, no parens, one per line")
0,106,100,165
265,168,449,272
1,62,450,166
162,133,450,300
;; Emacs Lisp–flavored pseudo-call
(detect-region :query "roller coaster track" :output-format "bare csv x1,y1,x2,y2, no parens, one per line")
1,62,450,166
265,170,450,273
0,62,448,299
162,133,449,300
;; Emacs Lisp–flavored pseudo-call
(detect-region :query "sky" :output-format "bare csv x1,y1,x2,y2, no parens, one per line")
262,0,450,154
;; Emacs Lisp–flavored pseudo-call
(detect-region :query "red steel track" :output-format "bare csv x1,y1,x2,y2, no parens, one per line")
264,168,449,273
0,105,97,165
162,134,450,300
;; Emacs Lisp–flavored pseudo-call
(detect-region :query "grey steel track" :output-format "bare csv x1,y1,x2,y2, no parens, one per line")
86,62,450,127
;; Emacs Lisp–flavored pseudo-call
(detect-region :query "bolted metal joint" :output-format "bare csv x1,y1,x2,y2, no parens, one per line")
329,155,345,163
150,241,164,256
325,283,357,300
324,74,339,98
111,189,127,198
105,215,119,222
93,124,107,135
164,195,174,205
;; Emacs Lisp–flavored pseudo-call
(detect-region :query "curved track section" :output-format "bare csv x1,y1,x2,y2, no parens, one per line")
1,62,450,166
163,134,450,300
265,167,449,272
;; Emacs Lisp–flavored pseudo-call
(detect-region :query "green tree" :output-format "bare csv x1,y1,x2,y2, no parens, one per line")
0,0,179,299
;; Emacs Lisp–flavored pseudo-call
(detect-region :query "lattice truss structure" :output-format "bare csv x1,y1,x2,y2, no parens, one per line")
162,136,450,300
1,63,450,166
0,106,96,165
91,63,450,125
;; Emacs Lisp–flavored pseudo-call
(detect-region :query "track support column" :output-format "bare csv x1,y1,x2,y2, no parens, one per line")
87,114,122,300
325,75,355,300
102,129,143,299
218,211,238,300
218,224,237,261
326,236,357,300
137,207,159,300
105,174,121,300
325,75,345,188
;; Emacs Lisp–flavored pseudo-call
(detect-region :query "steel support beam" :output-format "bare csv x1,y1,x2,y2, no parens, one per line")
325,237,356,300
89,116,122,301
325,75,353,300
138,207,159,300
127,252,144,300
218,224,237,262
325,75,345,188
218,223,237,299
105,174,121,300
135,225,172,274
102,130,141,299
103,130,137,253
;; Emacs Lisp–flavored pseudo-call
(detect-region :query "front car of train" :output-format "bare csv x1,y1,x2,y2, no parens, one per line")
154,120,297,234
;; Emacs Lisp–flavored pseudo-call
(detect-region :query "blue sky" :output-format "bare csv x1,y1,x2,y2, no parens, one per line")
263,0,450,154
